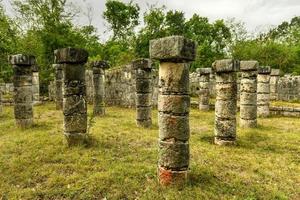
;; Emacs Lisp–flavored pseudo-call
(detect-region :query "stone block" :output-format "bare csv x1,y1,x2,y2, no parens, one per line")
92,60,110,69
240,105,257,120
54,48,88,64
136,106,152,120
14,104,33,119
159,140,189,168
212,59,240,73
158,167,188,186
158,112,189,141
136,93,152,107
215,83,237,100
136,79,152,93
257,74,270,83
158,95,190,114
150,36,196,62
198,68,212,75
214,118,236,138
240,92,257,105
270,69,280,76
215,100,237,119
240,60,258,71
132,58,152,69
215,73,237,83
258,66,271,74
63,114,87,133
159,62,189,94
240,79,257,93
8,54,35,66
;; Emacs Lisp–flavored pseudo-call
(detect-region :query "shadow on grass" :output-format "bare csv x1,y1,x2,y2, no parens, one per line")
189,168,217,187
199,135,214,144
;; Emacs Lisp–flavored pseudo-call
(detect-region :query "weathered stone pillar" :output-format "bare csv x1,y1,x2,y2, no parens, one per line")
212,59,239,145
54,48,88,146
150,36,196,186
197,68,211,111
0,87,2,114
239,61,258,128
270,69,280,101
132,59,152,128
9,54,35,128
53,63,63,110
32,65,40,105
257,66,271,117
92,60,109,116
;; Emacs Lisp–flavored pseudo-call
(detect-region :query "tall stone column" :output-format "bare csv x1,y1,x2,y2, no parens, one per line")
92,60,109,116
32,65,40,105
257,66,271,117
53,63,63,110
150,36,196,186
9,54,35,128
270,69,280,101
197,68,211,111
212,59,239,145
0,87,2,114
132,59,152,128
239,61,258,128
54,48,88,146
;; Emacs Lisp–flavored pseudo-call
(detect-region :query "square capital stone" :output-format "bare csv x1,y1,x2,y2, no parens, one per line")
132,58,152,70
196,67,211,75
240,60,258,71
91,60,110,69
8,54,36,66
258,66,271,74
149,36,196,62
212,59,240,73
54,48,88,64
270,69,280,76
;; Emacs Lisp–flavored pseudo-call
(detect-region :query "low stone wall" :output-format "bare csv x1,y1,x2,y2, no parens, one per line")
277,75,300,101
270,106,300,117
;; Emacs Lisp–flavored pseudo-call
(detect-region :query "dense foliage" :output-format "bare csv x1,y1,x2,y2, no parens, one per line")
0,0,299,92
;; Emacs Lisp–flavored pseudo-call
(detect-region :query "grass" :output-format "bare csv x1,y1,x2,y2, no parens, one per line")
0,103,299,200
271,100,300,107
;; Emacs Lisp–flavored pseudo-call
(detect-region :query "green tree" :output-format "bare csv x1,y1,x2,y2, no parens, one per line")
103,0,140,41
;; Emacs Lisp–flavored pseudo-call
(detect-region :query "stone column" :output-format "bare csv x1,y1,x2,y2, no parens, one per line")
92,60,109,116
53,63,63,110
257,66,271,117
132,59,152,128
197,68,211,111
32,65,40,105
212,59,239,145
54,48,88,146
270,69,280,101
0,87,2,114
239,61,258,128
9,54,35,128
150,36,196,186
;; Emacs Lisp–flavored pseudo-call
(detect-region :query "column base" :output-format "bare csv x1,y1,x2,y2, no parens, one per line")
93,107,105,116
158,166,188,186
136,119,152,128
56,101,63,110
240,119,257,128
64,132,88,146
16,118,33,129
214,137,236,146
199,104,210,111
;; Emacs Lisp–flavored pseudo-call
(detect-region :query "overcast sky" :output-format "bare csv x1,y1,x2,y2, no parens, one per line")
2,0,300,40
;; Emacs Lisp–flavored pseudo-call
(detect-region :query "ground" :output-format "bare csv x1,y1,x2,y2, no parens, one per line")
0,103,299,200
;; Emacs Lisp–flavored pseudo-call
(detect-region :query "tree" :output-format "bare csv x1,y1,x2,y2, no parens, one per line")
0,2,18,82
103,0,140,41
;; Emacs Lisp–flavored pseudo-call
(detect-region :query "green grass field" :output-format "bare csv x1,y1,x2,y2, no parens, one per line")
0,103,299,200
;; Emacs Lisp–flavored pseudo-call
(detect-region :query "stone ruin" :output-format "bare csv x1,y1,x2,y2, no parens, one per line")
212,59,239,145
54,48,89,146
150,36,196,186
9,54,35,129
197,68,211,111
132,58,153,128
257,66,271,117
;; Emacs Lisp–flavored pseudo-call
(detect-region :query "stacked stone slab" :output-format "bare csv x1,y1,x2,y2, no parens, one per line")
9,54,35,128
239,61,258,128
132,59,152,128
150,36,196,186
92,60,109,116
270,69,280,100
257,66,271,117
212,59,239,145
197,68,211,111
32,65,40,105
54,48,88,146
53,63,63,110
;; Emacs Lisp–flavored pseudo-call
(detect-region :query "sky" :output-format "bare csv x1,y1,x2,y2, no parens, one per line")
2,0,300,40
